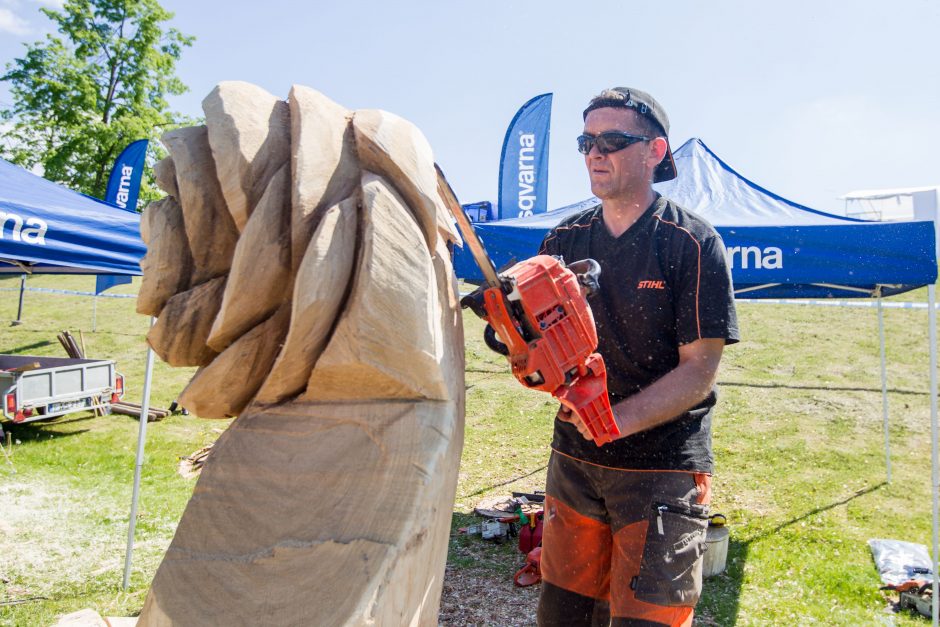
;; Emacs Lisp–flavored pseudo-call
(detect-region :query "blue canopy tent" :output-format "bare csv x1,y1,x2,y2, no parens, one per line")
455,138,937,298
0,158,154,589
455,138,940,613
0,157,144,275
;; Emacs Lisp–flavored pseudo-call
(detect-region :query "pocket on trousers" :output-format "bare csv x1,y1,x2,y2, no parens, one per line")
633,497,709,607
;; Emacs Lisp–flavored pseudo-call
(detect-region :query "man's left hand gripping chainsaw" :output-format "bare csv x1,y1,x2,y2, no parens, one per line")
437,167,620,446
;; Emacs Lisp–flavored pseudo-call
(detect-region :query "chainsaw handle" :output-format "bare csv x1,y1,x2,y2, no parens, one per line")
459,286,488,320
566,258,602,297
484,324,510,355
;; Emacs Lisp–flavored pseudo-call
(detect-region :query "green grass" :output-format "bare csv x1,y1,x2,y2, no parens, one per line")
1,273,939,625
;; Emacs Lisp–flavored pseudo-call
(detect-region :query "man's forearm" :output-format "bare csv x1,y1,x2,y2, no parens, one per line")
611,339,724,439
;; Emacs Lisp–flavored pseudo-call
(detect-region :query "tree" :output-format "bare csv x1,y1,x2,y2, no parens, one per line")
0,0,194,204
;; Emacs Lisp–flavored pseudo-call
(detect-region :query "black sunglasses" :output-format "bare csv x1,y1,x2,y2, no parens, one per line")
577,131,651,155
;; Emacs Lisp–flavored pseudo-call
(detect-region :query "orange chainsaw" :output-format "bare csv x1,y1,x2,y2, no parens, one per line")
436,167,620,446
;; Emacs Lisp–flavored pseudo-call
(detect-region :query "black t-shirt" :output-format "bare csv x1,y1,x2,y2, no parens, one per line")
538,195,739,472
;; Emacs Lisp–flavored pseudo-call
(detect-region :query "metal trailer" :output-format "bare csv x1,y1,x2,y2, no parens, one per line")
1,354,124,425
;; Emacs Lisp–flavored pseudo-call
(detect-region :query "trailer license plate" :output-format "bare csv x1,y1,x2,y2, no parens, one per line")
48,398,91,413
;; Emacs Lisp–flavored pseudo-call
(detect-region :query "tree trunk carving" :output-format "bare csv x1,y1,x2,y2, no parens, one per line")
136,81,464,626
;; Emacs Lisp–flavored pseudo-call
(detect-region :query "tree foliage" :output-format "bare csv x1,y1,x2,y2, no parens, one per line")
0,0,194,204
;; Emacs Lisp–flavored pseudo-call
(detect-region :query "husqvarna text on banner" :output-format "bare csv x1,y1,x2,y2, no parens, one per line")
105,139,148,212
498,93,552,220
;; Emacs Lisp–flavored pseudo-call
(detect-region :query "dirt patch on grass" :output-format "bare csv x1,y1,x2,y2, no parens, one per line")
0,475,128,598
439,563,540,625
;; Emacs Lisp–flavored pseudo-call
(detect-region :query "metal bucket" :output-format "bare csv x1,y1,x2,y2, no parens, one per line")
703,525,730,577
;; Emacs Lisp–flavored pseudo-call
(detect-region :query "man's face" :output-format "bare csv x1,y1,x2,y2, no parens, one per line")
582,107,657,202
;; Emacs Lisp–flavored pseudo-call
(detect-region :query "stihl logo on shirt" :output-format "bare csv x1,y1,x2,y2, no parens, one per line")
637,280,666,289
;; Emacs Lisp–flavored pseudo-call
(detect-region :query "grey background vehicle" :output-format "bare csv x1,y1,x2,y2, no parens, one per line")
1,354,124,425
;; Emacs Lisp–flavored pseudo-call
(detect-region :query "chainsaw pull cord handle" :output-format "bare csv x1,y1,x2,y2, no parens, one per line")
566,258,602,297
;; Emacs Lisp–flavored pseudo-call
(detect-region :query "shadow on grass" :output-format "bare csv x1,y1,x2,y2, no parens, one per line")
466,367,505,375
699,537,749,626
5,426,91,443
699,482,887,624
750,482,887,543
720,379,927,397
0,327,143,340
458,464,549,501
2,414,99,443
3,339,55,353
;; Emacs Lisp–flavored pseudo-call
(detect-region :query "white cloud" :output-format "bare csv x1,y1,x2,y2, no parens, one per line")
0,0,63,37
0,7,30,35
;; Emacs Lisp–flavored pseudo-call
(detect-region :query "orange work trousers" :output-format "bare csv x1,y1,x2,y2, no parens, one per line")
537,451,711,627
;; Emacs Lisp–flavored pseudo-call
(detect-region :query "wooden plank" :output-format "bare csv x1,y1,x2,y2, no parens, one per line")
57,333,71,356
3,362,40,373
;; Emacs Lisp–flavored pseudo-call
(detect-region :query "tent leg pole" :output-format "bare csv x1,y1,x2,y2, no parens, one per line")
123,316,156,591
878,297,891,483
92,296,98,333
928,285,938,627
13,274,26,326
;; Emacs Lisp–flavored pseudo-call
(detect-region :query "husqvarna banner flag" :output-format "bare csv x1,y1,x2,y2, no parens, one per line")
498,93,552,220
105,139,148,212
94,274,130,295
97,139,147,292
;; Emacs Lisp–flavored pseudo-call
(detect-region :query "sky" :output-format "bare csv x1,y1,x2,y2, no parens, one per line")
1,0,938,216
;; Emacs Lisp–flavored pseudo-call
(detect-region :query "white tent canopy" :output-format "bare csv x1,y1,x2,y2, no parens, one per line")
841,185,940,200
840,185,940,223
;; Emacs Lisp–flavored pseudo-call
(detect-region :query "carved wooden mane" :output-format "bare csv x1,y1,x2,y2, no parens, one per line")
136,81,464,626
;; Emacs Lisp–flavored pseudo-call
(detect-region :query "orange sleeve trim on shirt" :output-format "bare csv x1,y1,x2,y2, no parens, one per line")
653,215,703,339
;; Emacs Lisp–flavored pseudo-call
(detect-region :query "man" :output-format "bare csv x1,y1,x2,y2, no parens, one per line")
536,87,739,627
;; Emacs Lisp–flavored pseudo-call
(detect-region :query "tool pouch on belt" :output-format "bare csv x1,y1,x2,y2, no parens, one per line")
633,497,710,607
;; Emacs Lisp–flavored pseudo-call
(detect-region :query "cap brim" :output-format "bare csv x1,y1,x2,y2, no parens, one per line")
653,145,677,183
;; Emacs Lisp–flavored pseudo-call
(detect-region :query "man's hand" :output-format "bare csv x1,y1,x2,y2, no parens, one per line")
556,338,725,444
557,405,594,441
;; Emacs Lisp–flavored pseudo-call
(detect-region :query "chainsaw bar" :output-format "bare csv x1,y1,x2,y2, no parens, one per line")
435,164,501,289
435,164,619,447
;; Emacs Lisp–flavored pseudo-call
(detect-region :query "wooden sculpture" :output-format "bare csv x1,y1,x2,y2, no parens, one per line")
135,81,464,626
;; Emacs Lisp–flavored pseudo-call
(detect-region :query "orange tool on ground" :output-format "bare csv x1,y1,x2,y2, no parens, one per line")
436,166,619,446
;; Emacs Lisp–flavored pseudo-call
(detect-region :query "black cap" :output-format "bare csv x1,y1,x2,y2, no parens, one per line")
582,87,677,183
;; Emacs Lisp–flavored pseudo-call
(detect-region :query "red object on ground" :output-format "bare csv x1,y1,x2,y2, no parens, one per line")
514,547,542,587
